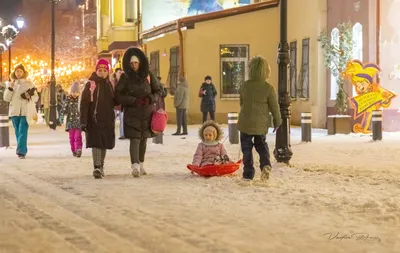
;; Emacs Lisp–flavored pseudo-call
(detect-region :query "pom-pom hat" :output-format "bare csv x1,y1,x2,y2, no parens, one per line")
96,58,110,72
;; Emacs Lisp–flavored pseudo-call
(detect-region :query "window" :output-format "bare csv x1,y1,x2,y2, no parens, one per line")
352,22,363,96
149,51,160,77
220,45,249,98
168,46,180,95
289,41,297,98
125,0,135,23
330,28,339,100
300,38,310,98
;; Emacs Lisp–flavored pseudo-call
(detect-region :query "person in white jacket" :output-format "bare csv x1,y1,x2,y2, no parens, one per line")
3,64,38,159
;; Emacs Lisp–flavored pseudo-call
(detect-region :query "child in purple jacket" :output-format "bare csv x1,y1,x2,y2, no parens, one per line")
192,121,232,167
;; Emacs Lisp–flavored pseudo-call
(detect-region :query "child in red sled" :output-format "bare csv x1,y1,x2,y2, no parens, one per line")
192,121,233,167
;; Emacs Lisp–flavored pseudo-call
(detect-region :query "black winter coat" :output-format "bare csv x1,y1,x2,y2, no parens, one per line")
115,47,162,139
80,73,116,149
199,82,217,112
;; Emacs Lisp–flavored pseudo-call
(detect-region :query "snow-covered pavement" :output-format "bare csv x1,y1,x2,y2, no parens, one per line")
0,123,399,253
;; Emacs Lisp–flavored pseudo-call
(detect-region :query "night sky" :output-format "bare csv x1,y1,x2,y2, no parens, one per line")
0,0,23,24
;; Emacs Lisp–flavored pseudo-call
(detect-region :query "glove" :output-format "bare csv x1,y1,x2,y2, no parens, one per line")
81,124,87,132
27,88,36,96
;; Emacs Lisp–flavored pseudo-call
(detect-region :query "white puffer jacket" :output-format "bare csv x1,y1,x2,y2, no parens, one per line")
3,79,38,117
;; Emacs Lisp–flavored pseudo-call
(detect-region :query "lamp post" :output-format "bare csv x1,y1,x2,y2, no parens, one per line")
0,43,5,82
49,0,59,130
274,0,293,164
1,16,24,81
0,43,9,148
5,39,12,79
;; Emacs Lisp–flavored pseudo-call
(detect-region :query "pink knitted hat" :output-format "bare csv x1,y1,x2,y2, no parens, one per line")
96,58,110,72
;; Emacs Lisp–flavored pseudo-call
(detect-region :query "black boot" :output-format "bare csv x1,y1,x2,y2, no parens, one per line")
93,166,103,179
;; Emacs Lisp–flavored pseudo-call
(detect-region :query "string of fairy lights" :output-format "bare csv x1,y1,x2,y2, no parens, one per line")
2,55,87,89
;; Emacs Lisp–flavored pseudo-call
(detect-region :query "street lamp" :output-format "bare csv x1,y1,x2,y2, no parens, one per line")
0,43,6,82
16,16,25,29
49,0,61,130
1,16,24,80
274,0,293,164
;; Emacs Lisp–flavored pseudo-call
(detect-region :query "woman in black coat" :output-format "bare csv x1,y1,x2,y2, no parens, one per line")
80,59,116,179
199,75,217,122
115,47,162,178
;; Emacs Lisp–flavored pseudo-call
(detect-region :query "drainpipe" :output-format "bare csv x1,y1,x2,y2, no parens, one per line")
137,0,142,46
177,20,185,78
376,0,380,66
376,0,380,82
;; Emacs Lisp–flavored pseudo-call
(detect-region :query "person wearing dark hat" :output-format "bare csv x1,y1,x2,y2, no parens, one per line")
115,47,162,178
199,75,217,123
3,64,38,159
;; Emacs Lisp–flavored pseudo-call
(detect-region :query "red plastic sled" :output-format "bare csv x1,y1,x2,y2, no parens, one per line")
187,160,242,177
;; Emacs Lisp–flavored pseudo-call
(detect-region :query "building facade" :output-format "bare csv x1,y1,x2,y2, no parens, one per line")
96,0,139,68
141,0,328,126
97,0,400,131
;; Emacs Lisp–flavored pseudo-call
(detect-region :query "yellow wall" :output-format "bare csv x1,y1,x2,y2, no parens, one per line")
111,0,124,26
97,0,138,56
145,32,182,121
184,7,279,124
287,0,327,128
143,0,328,127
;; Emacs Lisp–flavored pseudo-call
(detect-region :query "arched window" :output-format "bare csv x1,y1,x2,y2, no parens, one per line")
330,28,339,100
352,23,363,95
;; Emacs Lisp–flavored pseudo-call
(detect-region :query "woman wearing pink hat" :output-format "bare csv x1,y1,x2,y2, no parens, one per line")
80,58,116,179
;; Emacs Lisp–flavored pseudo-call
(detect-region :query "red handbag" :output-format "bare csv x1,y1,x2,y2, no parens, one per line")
151,108,168,134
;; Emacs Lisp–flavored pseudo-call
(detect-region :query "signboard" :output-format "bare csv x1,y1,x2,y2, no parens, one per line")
344,60,396,134
142,0,251,31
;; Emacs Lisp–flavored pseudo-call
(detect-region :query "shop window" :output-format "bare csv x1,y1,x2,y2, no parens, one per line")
352,22,363,96
300,38,310,99
149,51,160,77
330,28,339,100
168,46,180,95
290,41,297,98
220,45,249,98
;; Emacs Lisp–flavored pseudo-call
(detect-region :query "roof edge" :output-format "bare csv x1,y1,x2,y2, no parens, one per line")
141,0,280,40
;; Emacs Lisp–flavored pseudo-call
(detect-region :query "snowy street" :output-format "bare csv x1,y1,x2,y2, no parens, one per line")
0,123,399,253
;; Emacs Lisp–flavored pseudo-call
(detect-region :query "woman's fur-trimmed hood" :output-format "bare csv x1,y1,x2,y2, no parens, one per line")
122,47,149,82
198,120,223,141
10,64,28,80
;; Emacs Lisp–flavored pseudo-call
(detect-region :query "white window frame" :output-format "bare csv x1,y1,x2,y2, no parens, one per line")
330,28,339,100
123,0,136,25
220,44,249,99
352,22,363,96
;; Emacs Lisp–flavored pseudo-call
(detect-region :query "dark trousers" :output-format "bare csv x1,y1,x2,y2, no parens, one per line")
202,111,215,123
240,132,272,180
130,138,147,164
92,148,106,167
176,108,188,134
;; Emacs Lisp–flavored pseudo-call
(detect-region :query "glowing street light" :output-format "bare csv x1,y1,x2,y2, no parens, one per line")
16,16,25,29
5,39,12,47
